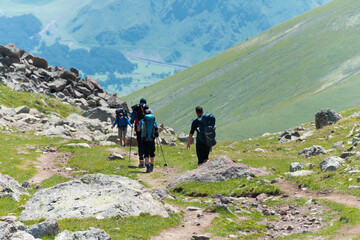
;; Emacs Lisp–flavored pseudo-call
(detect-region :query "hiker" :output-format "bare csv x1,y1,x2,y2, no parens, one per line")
187,106,216,165
112,108,132,147
130,98,149,168
138,109,158,173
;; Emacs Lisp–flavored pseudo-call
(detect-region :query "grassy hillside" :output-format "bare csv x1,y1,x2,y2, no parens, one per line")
124,0,360,140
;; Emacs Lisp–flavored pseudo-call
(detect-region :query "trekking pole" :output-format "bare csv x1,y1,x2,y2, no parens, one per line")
129,126,133,164
157,137,168,166
156,139,160,167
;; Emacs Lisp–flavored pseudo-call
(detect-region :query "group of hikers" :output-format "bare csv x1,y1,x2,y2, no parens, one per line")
112,98,216,173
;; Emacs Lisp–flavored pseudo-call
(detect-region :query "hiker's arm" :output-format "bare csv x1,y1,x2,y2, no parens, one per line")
187,134,193,149
126,117,132,127
112,118,118,128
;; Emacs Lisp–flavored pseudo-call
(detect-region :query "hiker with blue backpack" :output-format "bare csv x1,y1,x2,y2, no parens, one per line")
112,108,132,147
130,98,150,168
138,109,159,173
187,106,216,165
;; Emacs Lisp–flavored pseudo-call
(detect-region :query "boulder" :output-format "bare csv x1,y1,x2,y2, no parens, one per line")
167,156,271,188
332,141,344,149
65,143,91,148
15,105,30,114
77,86,92,97
278,129,300,143
32,57,48,69
107,94,127,109
85,76,102,90
60,70,76,81
55,228,111,240
70,67,79,76
320,156,344,172
108,153,124,161
26,220,60,238
290,162,309,172
10,231,38,240
298,145,325,158
0,173,28,201
20,174,171,220
83,107,115,122
315,109,342,129
289,170,314,177
0,43,20,60
48,79,67,92
73,90,84,99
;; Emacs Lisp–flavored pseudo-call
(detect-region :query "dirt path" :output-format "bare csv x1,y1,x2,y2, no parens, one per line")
278,180,360,239
28,147,74,184
152,208,221,240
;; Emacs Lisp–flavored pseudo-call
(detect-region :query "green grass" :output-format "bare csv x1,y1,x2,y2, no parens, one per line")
124,0,360,141
0,84,78,117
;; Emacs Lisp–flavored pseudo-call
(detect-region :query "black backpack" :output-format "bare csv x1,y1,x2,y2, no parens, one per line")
199,114,216,147
115,108,127,118
131,104,149,124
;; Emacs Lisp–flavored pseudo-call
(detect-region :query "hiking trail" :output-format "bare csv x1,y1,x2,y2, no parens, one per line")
278,179,360,240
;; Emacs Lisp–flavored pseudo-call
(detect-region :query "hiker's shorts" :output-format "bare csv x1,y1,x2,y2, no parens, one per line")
118,126,127,139
196,141,210,165
143,140,155,158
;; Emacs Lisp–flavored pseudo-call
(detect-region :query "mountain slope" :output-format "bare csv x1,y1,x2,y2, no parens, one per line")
124,0,360,140
0,0,330,95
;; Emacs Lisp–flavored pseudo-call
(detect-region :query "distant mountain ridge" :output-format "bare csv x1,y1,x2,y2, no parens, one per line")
124,0,360,140
0,0,330,95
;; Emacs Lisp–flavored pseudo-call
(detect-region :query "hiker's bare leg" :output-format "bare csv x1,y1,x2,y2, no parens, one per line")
145,157,149,165
150,157,155,164
122,136,126,146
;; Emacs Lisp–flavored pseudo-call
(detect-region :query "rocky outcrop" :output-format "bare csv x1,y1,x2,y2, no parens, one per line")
55,228,111,240
320,156,344,172
0,173,28,201
0,43,128,111
298,145,325,158
315,109,342,129
278,129,300,143
20,174,171,221
167,156,271,188
290,162,310,172
26,220,61,238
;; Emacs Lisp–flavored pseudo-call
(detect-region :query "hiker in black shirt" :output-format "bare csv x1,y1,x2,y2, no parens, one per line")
187,106,211,165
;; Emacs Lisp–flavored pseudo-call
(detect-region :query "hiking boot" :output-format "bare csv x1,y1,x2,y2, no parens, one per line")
146,164,151,173
149,163,154,172
138,163,145,168
122,144,126,147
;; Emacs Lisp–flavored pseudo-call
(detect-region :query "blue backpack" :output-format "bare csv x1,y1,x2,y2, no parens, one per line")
199,114,216,147
142,114,157,141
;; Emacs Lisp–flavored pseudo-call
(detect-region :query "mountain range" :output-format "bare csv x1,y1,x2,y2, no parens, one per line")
0,0,330,95
125,0,360,140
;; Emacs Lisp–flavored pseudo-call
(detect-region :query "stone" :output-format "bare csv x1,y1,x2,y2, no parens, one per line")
108,153,124,161
107,93,127,109
48,79,68,92
20,174,171,220
278,129,300,143
77,86,92,97
192,235,210,240
289,170,314,177
65,143,91,148
26,220,60,238
170,142,177,147
290,162,309,172
32,57,48,69
340,152,357,158
0,173,28,201
320,156,345,172
70,67,79,76
21,182,31,188
83,107,116,122
167,156,271,188
55,228,111,240
15,105,30,114
10,231,37,240
298,145,325,158
85,76,102,90
0,43,20,60
315,109,342,129
73,90,84,99
153,189,174,200
186,206,202,211
220,196,232,204
254,148,267,153
332,141,344,149
60,70,76,81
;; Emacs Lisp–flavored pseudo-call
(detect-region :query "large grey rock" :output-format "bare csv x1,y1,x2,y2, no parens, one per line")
315,109,342,129
15,105,30,114
83,107,115,122
0,173,28,201
332,141,344,149
20,174,171,220
298,145,325,158
10,231,38,240
320,156,345,172
107,94,127,110
290,162,309,172
55,228,111,240
26,220,60,238
168,156,271,188
108,153,124,161
60,70,76,81
48,79,68,92
0,43,20,60
85,76,102,90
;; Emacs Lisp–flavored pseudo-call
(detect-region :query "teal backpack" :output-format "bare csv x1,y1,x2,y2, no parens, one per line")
142,114,157,141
